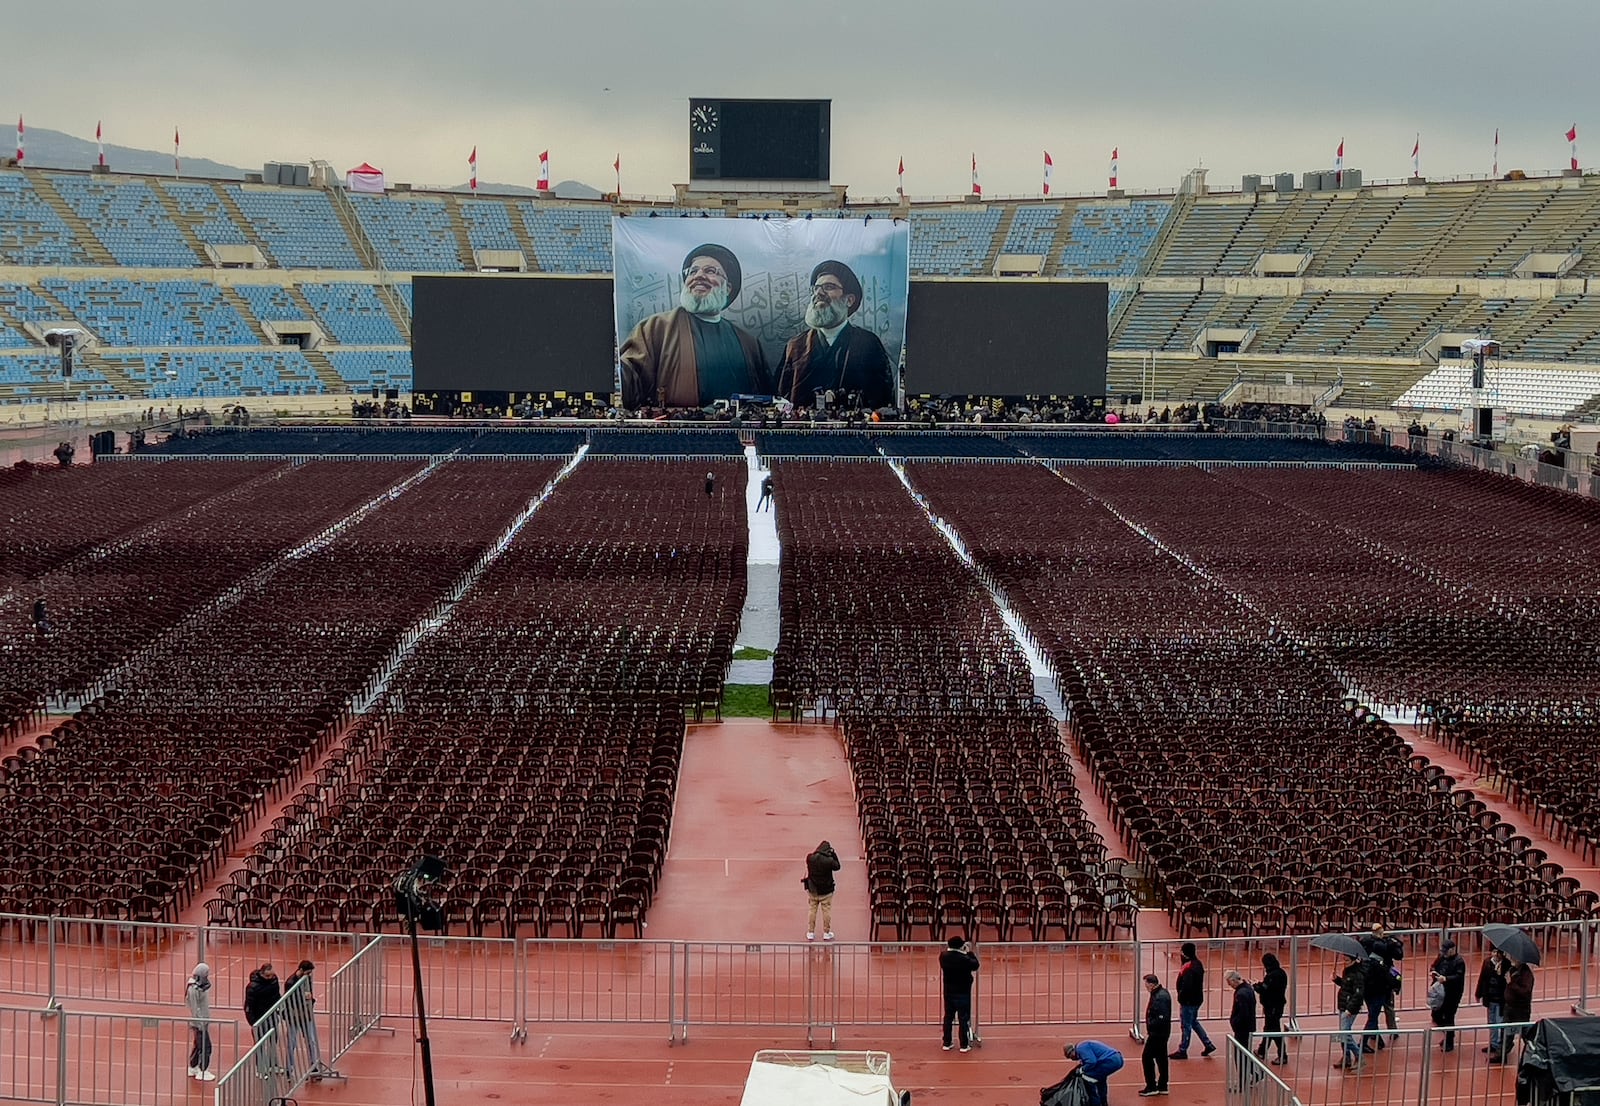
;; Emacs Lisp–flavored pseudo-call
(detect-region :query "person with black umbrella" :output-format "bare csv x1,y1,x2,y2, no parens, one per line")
1477,948,1509,1062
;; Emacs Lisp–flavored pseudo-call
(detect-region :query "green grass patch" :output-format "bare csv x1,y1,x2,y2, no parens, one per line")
732,646,773,660
721,683,772,718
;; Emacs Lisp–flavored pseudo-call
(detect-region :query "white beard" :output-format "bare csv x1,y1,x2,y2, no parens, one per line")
680,285,730,319
805,298,850,331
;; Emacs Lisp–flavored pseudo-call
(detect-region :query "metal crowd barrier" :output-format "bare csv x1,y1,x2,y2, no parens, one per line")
0,1005,240,1106
1233,1023,1537,1106
0,917,1593,1049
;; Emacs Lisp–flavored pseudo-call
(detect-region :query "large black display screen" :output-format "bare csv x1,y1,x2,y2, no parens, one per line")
689,99,829,181
411,276,616,394
904,281,1109,396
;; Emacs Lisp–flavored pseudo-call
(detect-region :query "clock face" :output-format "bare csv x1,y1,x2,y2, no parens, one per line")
691,105,719,134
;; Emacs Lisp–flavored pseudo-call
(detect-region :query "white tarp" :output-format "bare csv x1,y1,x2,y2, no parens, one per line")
738,1052,896,1106
345,163,386,194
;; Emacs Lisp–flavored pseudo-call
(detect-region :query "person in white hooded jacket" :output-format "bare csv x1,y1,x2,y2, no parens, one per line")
185,963,215,1081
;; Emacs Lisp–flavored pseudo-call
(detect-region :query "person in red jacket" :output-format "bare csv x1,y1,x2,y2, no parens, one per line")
1170,942,1216,1059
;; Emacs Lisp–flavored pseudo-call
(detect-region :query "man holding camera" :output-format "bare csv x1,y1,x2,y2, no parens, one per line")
940,936,980,1052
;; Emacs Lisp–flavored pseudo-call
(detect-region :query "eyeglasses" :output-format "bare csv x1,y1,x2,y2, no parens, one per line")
811,282,846,295
683,264,726,281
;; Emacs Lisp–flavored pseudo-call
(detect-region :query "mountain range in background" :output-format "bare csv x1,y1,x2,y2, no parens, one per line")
16,125,606,198
17,126,248,180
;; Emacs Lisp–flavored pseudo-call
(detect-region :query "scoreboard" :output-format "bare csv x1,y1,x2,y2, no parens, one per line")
688,99,830,182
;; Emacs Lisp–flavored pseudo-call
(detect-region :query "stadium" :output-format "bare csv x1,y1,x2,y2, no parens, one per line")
1,94,1599,1106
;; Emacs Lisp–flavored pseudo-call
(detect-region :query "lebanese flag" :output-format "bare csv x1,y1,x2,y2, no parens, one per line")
1334,138,1344,185
1411,134,1420,177
468,146,477,192
1568,124,1579,171
896,156,904,197
96,120,105,167
1109,147,1118,189
1493,127,1499,178
1042,151,1053,196
537,149,550,190
15,115,22,165
613,153,621,194
970,152,981,196
174,126,181,177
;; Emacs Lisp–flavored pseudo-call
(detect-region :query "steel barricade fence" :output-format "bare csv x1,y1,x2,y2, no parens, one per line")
1255,1023,1531,1106
1226,1037,1296,1106
215,1023,287,1106
44,916,201,1010
325,935,386,1062
377,933,519,1027
0,915,56,1005
200,925,363,1015
0,1005,63,1104
676,942,817,1043
975,941,1140,1030
522,939,675,1036
57,1009,242,1106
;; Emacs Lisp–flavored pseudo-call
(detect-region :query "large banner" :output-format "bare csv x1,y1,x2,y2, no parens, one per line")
614,218,909,410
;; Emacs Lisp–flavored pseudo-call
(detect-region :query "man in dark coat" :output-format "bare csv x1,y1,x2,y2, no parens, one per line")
1503,959,1536,1055
1360,922,1404,1036
1429,939,1468,1051
1226,970,1258,1061
939,936,980,1052
244,963,283,1073
1476,948,1508,1062
804,840,840,941
620,244,771,408
1138,974,1172,1096
1254,952,1289,1064
1170,941,1216,1059
776,260,894,410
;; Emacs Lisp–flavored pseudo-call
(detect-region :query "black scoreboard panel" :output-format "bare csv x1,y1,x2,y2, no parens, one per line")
689,99,830,181
904,282,1109,397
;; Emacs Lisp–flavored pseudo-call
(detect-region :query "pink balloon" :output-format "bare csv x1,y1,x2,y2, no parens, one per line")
1105,412,1121,425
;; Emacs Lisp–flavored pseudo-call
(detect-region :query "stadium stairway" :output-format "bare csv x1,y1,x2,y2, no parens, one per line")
982,205,1017,273
218,286,274,343
300,348,349,394
443,197,477,270
214,186,275,265
26,176,115,266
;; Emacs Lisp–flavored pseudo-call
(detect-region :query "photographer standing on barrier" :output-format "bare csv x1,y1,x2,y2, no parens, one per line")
939,936,980,1052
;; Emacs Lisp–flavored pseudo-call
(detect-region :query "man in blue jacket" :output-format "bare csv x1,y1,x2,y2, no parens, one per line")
1061,1040,1124,1106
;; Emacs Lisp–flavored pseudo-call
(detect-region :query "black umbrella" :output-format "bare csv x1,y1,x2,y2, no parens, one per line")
1311,933,1367,959
1483,924,1542,966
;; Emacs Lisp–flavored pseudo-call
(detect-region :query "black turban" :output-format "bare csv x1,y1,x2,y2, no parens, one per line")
810,260,863,314
682,244,741,302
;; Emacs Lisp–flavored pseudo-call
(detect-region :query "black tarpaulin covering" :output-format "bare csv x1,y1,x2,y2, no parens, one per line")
1519,1017,1600,1104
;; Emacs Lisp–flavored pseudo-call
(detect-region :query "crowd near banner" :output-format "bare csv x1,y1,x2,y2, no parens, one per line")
613,217,910,410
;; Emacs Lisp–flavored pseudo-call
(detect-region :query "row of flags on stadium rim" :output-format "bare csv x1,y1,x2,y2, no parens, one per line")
4,119,1586,187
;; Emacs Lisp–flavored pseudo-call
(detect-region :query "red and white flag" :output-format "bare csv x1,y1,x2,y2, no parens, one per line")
468,146,477,192
1567,124,1579,171
970,152,981,196
896,156,904,197
537,149,550,191
15,115,22,166
1042,150,1053,196
1492,127,1499,178
1109,147,1118,189
174,126,181,177
96,120,105,167
1411,134,1420,177
1334,138,1344,186
613,153,621,194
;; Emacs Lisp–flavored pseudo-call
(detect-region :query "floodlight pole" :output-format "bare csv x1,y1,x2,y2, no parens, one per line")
399,870,438,1106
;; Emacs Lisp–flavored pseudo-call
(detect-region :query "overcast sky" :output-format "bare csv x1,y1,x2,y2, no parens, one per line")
8,0,1595,197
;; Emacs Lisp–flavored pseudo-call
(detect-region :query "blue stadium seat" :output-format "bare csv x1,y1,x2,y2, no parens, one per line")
0,283,56,347
299,283,404,344
0,353,114,398
1000,205,1063,256
0,172,88,265
51,176,199,267
522,205,613,273
1058,201,1172,277
325,350,412,393
101,350,327,398
460,200,521,252
348,194,463,272
161,181,250,246
43,279,258,346
908,209,1003,275
235,284,304,324
226,186,362,269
